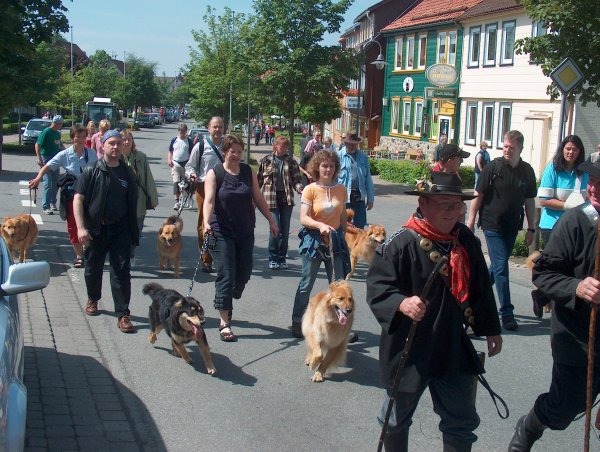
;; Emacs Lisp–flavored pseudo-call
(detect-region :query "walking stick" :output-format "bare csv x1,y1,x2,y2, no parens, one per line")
376,255,449,452
584,223,600,452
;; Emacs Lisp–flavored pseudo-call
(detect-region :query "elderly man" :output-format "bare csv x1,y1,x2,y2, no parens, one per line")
185,116,225,273
337,132,375,229
508,160,600,450
367,171,502,452
35,115,64,214
467,130,537,331
73,130,139,333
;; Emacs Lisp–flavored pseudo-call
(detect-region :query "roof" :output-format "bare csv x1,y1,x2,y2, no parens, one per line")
459,0,521,20
382,0,482,32
353,0,387,22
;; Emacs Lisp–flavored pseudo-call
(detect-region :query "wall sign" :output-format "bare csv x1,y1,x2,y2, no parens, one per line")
403,77,414,93
425,64,458,87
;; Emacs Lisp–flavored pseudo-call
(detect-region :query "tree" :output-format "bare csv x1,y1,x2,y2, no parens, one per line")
0,0,68,170
115,55,160,112
250,0,357,151
515,0,600,105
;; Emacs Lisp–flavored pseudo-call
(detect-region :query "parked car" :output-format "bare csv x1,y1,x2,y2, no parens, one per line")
20,118,52,145
134,113,154,129
187,127,208,145
0,237,50,451
149,113,161,126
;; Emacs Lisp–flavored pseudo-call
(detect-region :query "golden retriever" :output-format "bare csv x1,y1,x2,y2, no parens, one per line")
1,214,39,263
302,280,354,382
527,251,552,314
157,215,183,278
344,210,386,279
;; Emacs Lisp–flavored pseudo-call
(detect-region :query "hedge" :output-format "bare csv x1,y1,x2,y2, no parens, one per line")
369,158,476,189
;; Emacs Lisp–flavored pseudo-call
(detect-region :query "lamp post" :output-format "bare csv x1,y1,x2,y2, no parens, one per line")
70,25,74,123
354,39,387,136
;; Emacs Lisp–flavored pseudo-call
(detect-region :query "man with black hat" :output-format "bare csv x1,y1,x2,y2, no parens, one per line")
73,129,139,333
508,160,600,451
367,172,502,452
432,143,470,176
338,131,374,229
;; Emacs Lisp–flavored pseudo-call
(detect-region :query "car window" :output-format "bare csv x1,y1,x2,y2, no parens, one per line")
28,121,51,131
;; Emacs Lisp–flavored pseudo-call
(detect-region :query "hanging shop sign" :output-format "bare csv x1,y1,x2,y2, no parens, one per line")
425,64,458,87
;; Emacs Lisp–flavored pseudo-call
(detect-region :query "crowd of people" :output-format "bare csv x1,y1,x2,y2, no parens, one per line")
28,116,600,450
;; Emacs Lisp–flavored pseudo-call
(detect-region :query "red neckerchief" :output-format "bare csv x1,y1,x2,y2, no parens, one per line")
404,214,470,303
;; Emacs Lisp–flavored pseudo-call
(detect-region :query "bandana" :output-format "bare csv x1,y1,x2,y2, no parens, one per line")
404,214,470,303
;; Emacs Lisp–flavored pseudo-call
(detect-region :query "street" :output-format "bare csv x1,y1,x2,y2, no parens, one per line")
1,122,592,451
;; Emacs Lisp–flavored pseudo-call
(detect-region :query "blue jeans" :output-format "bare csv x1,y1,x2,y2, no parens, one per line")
42,159,59,209
291,252,346,323
346,200,367,229
484,230,517,317
268,198,293,262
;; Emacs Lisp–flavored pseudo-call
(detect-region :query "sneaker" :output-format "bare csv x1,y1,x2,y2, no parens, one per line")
43,208,53,215
348,331,359,343
118,315,134,333
173,201,181,211
502,315,518,331
269,260,279,270
278,260,288,270
291,322,303,338
51,203,59,211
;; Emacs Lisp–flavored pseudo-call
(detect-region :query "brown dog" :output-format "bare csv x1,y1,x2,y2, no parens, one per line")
527,251,552,314
302,280,354,382
158,215,183,278
344,210,386,279
1,214,39,263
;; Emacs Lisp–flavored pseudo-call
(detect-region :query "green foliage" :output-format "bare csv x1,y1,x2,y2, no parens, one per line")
2,143,34,154
460,166,475,188
511,231,530,257
515,0,600,106
2,123,20,134
370,160,431,184
114,55,160,110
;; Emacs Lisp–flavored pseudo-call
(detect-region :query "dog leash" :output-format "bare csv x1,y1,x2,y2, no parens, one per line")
29,187,37,215
186,232,211,297
328,230,336,283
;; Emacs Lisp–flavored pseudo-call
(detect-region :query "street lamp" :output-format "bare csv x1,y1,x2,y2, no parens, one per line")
355,38,387,135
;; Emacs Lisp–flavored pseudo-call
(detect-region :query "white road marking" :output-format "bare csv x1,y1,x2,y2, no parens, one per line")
21,200,37,207
30,214,43,225
19,180,29,186
20,189,30,195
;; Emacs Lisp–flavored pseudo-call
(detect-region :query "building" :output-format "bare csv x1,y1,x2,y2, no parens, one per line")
379,0,482,159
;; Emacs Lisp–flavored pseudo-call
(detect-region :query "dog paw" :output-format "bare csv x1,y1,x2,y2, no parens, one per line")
311,372,324,383
148,333,157,344
207,367,216,375
185,358,193,364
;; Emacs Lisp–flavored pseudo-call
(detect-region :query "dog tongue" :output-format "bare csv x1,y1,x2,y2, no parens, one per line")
189,321,203,340
336,309,347,326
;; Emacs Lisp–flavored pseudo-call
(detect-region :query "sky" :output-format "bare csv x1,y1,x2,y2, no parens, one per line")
61,0,375,76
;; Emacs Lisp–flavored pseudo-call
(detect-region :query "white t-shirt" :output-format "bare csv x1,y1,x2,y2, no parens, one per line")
171,137,190,165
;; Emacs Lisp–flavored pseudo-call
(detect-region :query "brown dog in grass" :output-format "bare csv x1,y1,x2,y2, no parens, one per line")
1,214,39,263
344,209,386,279
302,280,354,382
158,215,183,278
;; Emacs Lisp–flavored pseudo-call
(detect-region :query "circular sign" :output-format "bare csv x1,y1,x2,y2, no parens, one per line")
403,77,414,93
425,63,459,87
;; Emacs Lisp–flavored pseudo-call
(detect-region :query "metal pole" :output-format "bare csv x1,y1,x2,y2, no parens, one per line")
229,82,233,134
558,94,566,142
355,46,363,134
123,51,126,78
70,26,74,123
246,79,251,163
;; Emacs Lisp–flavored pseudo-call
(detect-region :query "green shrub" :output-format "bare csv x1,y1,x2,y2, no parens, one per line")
368,159,476,189
2,143,35,153
2,123,20,134
511,231,530,257
459,166,475,188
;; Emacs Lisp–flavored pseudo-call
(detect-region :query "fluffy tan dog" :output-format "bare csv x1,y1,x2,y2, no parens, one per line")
1,214,39,263
157,215,183,278
344,210,386,279
302,280,354,382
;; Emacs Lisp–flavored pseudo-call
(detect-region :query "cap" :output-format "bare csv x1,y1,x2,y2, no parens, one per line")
101,129,122,144
52,115,63,123
439,144,470,161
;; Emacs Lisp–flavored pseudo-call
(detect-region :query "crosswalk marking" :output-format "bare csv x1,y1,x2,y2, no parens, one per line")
30,214,43,225
20,189,30,195
21,200,36,207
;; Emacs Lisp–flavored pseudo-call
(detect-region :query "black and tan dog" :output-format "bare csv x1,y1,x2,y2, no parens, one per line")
143,283,216,375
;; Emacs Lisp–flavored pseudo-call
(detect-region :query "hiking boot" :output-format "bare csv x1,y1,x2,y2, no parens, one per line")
502,315,518,331
118,315,134,333
85,300,99,316
291,322,303,338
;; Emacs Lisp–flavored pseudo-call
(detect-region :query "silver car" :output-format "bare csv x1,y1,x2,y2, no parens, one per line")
21,118,52,145
0,237,50,450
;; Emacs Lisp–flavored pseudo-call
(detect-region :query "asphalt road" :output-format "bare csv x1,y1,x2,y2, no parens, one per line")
2,122,595,451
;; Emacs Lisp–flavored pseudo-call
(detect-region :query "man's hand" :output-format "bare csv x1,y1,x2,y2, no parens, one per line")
366,201,373,210
576,277,600,304
486,335,502,357
524,230,535,247
398,296,426,321
77,228,91,247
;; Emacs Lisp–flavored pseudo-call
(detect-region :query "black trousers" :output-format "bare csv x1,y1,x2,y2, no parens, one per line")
84,221,132,318
535,361,600,430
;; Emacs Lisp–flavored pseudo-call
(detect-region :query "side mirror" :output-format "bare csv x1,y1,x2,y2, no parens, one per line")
1,261,50,296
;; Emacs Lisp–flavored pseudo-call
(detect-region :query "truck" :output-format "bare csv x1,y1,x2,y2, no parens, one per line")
83,97,126,129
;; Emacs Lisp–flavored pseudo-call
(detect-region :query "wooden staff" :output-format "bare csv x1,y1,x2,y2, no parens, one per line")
584,221,600,452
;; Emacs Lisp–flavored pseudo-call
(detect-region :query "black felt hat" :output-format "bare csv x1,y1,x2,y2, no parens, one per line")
579,160,600,179
404,171,476,200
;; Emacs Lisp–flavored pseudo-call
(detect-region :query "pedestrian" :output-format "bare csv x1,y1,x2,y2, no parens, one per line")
268,124,275,144
432,144,470,176
29,124,98,267
73,129,139,333
85,120,96,149
298,127,310,154
585,142,600,163
257,135,303,270
90,119,111,158
203,134,278,342
467,130,537,331
474,141,490,188
264,123,270,144
337,132,375,229
34,114,64,215
508,159,600,451
291,150,351,339
120,129,158,257
168,123,193,210
433,133,448,162
254,123,261,146
299,130,322,189
367,171,502,452
322,136,337,152
185,116,225,273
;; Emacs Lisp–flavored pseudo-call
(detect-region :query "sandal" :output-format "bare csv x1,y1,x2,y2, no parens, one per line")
74,258,84,268
219,324,237,342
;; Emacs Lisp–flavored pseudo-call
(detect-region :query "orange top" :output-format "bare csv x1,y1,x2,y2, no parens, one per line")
301,183,347,229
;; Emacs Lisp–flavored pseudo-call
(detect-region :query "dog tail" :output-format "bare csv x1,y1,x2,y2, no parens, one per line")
165,214,183,232
142,282,163,295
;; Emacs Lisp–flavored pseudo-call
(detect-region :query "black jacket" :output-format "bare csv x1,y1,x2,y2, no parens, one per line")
366,222,501,392
74,159,139,245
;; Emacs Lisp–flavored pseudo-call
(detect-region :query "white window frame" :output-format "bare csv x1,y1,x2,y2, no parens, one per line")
405,35,415,69
418,34,427,69
496,102,512,148
481,102,495,144
465,102,478,146
394,37,402,70
391,98,400,133
414,101,423,137
448,31,458,66
437,31,447,63
468,26,481,67
484,23,498,66
532,20,547,37
402,100,411,135
500,21,516,65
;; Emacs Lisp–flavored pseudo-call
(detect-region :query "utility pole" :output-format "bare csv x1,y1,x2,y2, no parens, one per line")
70,26,74,123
